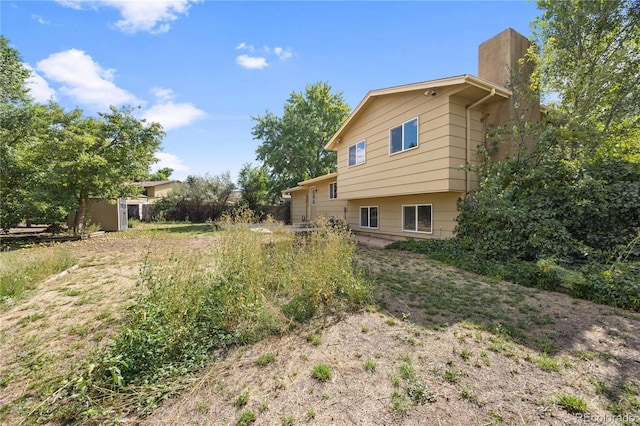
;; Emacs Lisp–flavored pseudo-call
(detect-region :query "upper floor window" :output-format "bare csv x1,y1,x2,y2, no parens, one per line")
348,140,366,167
329,182,337,199
390,118,418,154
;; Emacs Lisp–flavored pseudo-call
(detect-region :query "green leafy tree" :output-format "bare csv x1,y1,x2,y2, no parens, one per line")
237,163,270,213
1,38,165,233
148,167,174,181
151,173,235,222
31,105,164,234
456,0,640,265
0,36,42,229
531,0,640,160
0,36,30,104
252,81,350,195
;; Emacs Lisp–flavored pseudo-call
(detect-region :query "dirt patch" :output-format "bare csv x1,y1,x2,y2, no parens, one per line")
0,230,222,422
1,229,639,425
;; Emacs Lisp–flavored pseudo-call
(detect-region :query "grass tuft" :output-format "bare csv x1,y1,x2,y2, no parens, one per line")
555,393,587,413
257,352,276,366
1,245,75,303
312,364,332,381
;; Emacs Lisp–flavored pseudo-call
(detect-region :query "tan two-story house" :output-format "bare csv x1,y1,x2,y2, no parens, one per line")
127,180,179,221
283,28,539,241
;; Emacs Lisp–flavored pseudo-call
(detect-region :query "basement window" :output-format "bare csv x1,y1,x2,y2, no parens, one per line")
402,204,432,233
360,206,379,229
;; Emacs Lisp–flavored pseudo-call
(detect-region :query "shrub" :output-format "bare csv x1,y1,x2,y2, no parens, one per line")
388,236,640,312
150,173,235,222
455,157,640,262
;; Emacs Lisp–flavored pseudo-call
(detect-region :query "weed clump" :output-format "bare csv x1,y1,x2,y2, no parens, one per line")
312,364,332,381
43,212,370,422
1,245,75,302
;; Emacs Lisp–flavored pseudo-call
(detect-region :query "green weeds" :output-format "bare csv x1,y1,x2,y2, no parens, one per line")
312,364,332,382
237,410,257,426
33,214,370,423
256,353,276,366
555,393,587,413
234,388,251,408
390,356,436,413
0,245,75,303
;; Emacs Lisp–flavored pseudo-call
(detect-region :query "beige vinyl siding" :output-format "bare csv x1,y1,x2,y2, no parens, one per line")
335,89,485,198
345,192,461,240
289,190,307,224
68,199,121,232
149,183,174,198
311,180,347,221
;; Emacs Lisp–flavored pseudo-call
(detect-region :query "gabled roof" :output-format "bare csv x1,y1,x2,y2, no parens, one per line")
324,74,511,151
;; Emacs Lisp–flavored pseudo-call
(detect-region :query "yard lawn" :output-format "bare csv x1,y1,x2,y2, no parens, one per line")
1,225,639,425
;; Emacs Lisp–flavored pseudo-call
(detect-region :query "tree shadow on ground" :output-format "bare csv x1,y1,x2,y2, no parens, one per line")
356,244,640,419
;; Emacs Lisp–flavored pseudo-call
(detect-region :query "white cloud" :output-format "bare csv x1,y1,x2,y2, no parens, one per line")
55,0,201,34
234,43,293,69
274,47,292,60
153,152,190,172
236,54,268,70
32,14,50,25
36,49,140,110
235,42,254,52
24,65,57,103
150,87,174,102
55,0,85,10
143,94,206,131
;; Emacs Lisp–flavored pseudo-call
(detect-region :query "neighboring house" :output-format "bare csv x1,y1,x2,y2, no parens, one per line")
127,180,179,221
283,28,540,241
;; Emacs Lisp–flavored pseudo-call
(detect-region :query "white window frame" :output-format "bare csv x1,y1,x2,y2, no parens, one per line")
348,140,366,167
359,206,379,229
402,204,433,234
389,117,419,155
329,182,337,199
311,189,317,205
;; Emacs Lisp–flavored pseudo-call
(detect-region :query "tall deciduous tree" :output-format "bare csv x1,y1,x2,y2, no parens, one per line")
237,163,269,212
252,81,350,195
31,105,164,234
456,0,640,262
531,0,640,160
0,36,30,104
0,36,40,229
148,167,174,181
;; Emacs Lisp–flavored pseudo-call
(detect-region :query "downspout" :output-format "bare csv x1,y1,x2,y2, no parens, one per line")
465,88,496,194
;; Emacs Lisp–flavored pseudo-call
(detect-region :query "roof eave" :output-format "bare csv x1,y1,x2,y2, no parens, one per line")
324,74,511,151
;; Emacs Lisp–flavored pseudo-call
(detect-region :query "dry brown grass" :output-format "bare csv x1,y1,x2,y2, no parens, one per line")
1,226,639,425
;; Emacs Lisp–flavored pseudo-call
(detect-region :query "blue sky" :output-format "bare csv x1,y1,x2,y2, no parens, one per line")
2,0,541,182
